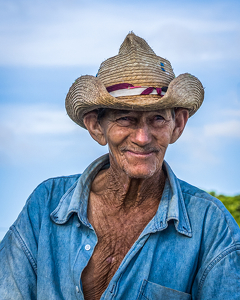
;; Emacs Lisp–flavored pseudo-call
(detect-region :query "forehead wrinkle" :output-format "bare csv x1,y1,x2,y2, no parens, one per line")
111,109,132,117
110,109,171,116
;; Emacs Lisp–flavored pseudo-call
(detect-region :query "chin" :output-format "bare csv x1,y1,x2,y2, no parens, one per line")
123,165,159,179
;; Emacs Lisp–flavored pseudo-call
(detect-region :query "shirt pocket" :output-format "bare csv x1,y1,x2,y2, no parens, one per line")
138,280,191,300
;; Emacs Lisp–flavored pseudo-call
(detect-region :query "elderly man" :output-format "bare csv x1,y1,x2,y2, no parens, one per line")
0,33,240,300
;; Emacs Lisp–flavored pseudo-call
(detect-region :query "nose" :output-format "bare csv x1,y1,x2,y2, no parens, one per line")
131,123,152,146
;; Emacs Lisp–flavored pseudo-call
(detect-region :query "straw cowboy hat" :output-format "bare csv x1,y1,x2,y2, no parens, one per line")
65,32,204,128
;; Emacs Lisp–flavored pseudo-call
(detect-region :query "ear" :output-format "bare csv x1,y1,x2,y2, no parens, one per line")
83,111,107,146
170,109,189,144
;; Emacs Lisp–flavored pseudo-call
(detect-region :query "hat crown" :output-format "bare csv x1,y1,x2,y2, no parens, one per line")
119,32,156,55
97,33,175,88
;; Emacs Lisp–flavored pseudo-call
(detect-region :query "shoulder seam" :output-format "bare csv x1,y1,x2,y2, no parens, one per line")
182,190,238,244
10,225,37,275
0,242,5,252
40,174,81,185
196,245,240,299
24,174,81,207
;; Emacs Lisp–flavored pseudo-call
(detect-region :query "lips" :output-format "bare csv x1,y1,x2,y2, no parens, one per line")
123,149,159,159
127,150,153,155
121,146,159,154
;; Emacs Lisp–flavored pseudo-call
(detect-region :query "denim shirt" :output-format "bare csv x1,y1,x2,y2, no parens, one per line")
0,154,240,300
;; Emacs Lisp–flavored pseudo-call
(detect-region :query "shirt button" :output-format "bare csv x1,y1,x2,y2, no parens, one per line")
76,286,80,293
85,244,91,251
76,223,81,228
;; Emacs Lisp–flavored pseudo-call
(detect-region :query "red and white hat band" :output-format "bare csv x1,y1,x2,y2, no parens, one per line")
106,83,167,97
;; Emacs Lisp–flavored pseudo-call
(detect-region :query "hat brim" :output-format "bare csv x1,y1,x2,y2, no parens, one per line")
65,73,204,129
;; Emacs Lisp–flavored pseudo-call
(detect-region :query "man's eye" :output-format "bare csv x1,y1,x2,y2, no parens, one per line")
118,117,130,121
154,115,165,121
116,116,135,126
152,115,167,127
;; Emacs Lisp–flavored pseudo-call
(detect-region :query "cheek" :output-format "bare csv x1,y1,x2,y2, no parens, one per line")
105,127,130,148
154,129,173,149
162,131,173,145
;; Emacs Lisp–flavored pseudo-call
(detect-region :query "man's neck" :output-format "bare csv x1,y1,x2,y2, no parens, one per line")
91,158,166,210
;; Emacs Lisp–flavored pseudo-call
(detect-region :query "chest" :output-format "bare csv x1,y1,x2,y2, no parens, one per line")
81,195,159,300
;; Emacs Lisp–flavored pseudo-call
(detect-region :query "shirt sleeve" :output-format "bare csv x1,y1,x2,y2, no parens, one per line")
196,247,240,300
0,181,49,299
189,191,240,300
0,228,37,299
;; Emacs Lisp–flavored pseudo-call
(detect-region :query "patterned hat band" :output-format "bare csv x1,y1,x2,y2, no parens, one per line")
106,83,168,97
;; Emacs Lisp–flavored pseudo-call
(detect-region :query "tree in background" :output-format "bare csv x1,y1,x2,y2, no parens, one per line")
210,192,240,226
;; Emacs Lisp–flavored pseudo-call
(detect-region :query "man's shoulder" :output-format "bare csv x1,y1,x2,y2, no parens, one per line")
178,178,230,217
9,174,82,238
178,178,240,243
179,179,216,202
23,174,82,213
38,173,82,192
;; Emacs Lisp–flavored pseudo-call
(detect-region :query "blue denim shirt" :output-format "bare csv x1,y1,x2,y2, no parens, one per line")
1,154,240,300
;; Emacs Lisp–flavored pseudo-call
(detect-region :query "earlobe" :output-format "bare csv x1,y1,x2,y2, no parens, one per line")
170,109,189,144
83,111,107,146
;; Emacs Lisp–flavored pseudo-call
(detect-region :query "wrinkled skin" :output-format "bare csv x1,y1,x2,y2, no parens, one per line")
82,108,188,300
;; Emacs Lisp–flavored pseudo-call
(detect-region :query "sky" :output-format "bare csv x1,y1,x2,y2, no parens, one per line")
0,0,240,240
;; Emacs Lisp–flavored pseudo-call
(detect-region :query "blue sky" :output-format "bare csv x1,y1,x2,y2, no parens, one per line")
0,0,240,239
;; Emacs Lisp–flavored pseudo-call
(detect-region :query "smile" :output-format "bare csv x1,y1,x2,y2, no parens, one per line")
124,150,157,158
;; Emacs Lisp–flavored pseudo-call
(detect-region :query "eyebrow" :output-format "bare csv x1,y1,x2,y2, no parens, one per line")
111,109,170,118
112,110,131,117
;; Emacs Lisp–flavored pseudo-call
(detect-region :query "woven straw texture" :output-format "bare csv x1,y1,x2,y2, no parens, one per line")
97,33,175,88
65,32,204,128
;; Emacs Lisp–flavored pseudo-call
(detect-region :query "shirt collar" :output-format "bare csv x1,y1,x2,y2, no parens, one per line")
50,154,192,237
50,154,109,228
150,161,192,237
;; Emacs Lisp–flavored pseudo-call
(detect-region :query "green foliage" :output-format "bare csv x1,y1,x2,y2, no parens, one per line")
209,192,240,226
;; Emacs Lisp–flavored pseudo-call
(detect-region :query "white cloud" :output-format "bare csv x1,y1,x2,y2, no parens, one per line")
0,104,76,162
1,105,77,135
176,127,220,164
204,120,240,138
0,0,239,66
218,109,240,118
171,107,240,167
0,103,107,165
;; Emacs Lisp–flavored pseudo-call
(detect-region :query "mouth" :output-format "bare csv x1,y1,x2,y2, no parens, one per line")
124,149,158,158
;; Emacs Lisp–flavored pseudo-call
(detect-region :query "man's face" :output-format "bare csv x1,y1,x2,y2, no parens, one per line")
99,109,177,179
